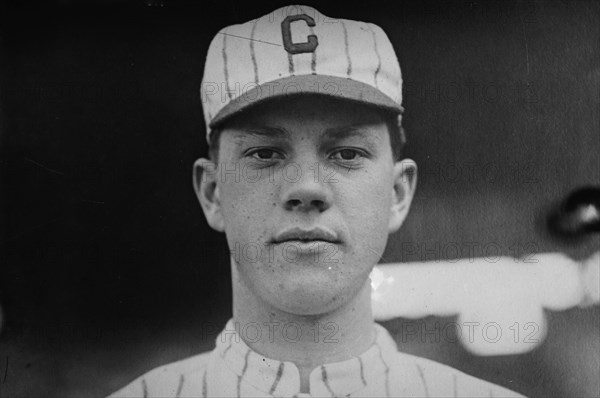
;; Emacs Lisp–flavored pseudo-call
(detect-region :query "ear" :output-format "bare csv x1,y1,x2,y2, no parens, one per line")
388,159,417,233
193,158,225,232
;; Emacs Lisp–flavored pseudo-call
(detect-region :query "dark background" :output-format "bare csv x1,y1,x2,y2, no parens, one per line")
0,0,598,396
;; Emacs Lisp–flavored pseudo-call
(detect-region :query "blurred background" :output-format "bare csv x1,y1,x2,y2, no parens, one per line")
0,0,598,396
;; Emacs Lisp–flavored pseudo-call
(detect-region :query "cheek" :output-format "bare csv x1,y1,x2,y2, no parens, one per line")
342,168,393,250
219,177,277,240
348,168,392,220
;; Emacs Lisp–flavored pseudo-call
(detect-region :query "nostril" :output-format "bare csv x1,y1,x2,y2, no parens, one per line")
312,199,325,209
284,192,331,212
286,198,327,211
288,199,302,208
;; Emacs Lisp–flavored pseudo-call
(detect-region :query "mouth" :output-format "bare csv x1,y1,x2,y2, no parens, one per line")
271,227,341,244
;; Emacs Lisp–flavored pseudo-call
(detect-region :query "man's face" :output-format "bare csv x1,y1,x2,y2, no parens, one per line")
201,96,412,315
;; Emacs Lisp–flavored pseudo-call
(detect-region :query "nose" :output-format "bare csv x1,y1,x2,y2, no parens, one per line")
281,163,332,213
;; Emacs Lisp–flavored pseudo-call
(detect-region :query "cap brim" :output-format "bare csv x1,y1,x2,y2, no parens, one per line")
209,74,403,129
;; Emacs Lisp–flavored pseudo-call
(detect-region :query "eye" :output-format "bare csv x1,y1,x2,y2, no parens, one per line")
330,148,364,161
247,148,284,161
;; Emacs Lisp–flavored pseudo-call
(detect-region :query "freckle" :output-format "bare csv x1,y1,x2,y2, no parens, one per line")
272,202,276,206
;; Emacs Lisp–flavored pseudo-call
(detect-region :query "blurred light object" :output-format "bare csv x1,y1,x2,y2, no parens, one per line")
371,251,599,356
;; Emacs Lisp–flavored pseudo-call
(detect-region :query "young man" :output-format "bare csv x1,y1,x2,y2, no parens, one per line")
110,5,523,397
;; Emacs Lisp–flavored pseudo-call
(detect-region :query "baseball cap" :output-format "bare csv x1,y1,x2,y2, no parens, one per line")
200,5,403,142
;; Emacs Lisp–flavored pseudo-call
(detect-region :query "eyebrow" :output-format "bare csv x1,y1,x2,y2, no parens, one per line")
234,123,380,141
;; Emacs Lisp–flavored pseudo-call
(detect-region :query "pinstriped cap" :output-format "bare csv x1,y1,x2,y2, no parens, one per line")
200,5,403,142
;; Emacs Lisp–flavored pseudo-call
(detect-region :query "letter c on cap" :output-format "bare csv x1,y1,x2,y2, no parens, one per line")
281,14,318,54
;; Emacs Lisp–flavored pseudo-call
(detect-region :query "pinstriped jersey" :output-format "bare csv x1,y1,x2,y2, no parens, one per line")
108,320,524,397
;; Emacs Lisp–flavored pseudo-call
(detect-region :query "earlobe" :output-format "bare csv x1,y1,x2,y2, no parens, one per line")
388,159,417,233
193,158,225,232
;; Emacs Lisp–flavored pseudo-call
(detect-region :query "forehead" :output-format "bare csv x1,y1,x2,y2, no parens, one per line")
226,95,389,133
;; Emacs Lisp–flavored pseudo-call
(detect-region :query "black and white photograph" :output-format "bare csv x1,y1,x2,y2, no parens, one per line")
0,1,598,397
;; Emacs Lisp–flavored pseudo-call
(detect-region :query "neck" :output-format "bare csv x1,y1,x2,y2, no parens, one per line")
230,260,376,393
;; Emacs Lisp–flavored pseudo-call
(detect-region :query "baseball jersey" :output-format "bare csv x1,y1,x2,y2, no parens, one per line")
108,319,524,397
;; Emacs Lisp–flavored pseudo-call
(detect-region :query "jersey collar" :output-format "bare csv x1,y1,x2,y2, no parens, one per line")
212,318,398,397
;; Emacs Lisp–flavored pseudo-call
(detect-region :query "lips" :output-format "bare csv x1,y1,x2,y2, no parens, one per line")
272,227,341,244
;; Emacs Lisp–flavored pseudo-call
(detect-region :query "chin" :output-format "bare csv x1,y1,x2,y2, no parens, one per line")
262,274,366,316
274,295,347,316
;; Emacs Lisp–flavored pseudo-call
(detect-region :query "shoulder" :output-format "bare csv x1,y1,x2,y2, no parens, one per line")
107,351,211,398
390,351,525,398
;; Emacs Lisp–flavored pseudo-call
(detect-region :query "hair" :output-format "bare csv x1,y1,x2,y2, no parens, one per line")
207,109,406,163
